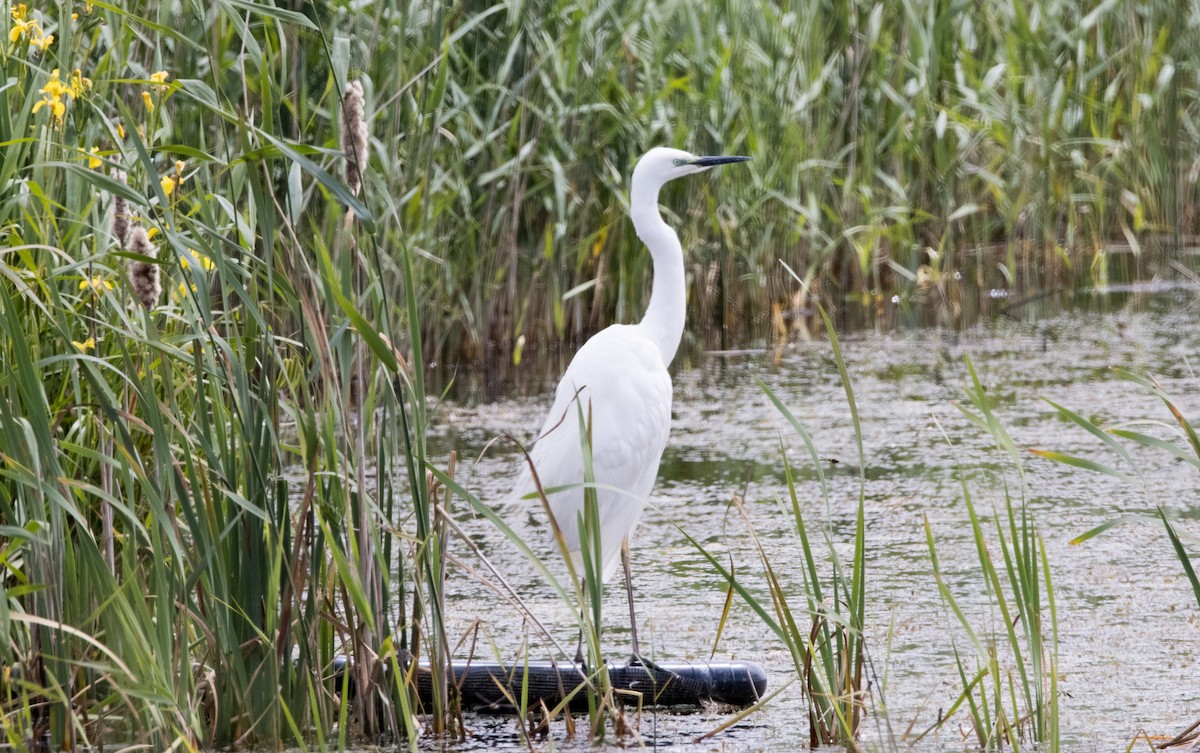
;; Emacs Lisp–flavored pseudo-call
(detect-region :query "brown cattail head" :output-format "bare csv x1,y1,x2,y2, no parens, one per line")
340,80,369,197
111,169,130,248
127,226,160,309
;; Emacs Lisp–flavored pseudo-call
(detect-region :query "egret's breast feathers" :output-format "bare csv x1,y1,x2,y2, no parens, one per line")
515,325,672,504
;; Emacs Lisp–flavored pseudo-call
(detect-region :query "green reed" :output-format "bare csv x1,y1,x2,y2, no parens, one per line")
0,0,1196,749
0,1,452,749
344,0,1197,369
919,357,1059,750
429,427,628,741
1035,369,1200,607
685,305,867,748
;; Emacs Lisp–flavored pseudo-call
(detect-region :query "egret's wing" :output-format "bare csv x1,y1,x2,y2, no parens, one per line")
509,326,673,580
510,377,587,504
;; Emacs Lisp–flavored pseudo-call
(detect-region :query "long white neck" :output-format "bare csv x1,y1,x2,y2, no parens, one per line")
630,177,685,367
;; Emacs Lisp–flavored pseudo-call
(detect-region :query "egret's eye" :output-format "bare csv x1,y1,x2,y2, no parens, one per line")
672,159,687,166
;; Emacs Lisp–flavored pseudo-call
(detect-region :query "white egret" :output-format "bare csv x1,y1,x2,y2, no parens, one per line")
510,147,750,661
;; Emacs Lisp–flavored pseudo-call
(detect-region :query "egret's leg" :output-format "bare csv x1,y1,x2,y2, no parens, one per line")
622,540,671,683
621,538,641,660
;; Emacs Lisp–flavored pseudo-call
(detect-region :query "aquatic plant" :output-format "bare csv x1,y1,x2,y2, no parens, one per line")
323,0,1196,373
1031,369,1199,746
0,0,1193,750
0,3,421,750
340,79,369,199
1034,369,1200,608
917,357,1059,750
686,305,868,748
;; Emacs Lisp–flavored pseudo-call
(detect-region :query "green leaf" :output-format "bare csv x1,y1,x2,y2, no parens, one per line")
1027,448,1134,481
1067,514,1150,545
1159,508,1200,610
223,0,318,28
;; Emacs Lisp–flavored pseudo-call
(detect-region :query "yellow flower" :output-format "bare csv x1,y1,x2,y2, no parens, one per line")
180,252,213,271
87,146,101,169
37,98,66,120
79,274,113,292
175,280,197,300
116,121,125,139
9,3,52,51
7,18,29,42
8,4,40,43
42,69,68,97
32,69,69,123
141,90,154,113
149,70,169,90
146,227,159,239
71,337,96,352
70,69,91,97
161,162,186,198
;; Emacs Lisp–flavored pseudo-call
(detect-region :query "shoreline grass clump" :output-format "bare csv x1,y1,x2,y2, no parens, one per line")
923,492,1060,750
917,358,1059,749
324,0,1199,372
1034,368,1200,609
1031,370,1199,745
0,0,1194,381
0,3,452,750
687,308,869,748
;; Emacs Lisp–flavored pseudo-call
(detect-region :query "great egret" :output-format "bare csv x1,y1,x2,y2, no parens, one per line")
511,147,750,661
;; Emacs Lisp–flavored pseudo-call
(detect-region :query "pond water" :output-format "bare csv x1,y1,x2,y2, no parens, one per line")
425,277,1200,751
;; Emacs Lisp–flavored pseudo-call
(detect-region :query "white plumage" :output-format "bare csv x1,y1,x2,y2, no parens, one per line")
509,147,750,604
520,324,672,582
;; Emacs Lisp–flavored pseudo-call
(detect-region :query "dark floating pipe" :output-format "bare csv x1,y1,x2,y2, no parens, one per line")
421,660,768,712
332,658,768,712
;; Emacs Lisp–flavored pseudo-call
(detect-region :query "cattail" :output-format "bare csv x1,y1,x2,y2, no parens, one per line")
340,80,369,197
127,227,160,309
111,169,130,248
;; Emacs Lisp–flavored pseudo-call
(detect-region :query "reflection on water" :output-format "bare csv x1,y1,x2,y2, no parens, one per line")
425,271,1200,751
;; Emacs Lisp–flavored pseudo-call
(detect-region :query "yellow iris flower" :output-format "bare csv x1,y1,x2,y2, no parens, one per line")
32,68,70,123
79,275,113,292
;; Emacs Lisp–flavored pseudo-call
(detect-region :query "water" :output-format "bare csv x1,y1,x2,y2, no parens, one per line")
426,282,1200,751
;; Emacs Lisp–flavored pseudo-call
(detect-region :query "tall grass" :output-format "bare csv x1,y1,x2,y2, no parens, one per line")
1035,368,1200,607
919,357,1059,750
335,0,1197,370
1032,369,1200,744
923,487,1059,750
0,0,1193,749
688,308,868,748
0,1,439,749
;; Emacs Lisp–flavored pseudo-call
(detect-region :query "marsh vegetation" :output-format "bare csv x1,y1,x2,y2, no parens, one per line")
0,0,1198,750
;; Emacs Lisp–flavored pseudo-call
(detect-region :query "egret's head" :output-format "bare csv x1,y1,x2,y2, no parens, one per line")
633,147,750,191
